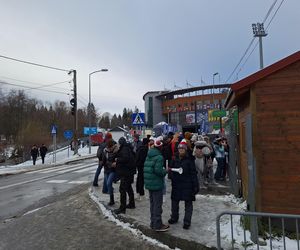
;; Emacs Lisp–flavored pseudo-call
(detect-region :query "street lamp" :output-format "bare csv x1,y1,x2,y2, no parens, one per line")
88,69,108,154
212,72,219,107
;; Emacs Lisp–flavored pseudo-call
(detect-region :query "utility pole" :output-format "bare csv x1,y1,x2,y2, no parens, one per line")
252,23,267,69
69,70,78,154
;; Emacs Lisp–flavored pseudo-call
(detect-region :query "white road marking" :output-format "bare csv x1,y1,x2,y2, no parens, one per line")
68,181,89,184
74,166,97,173
0,164,96,190
46,180,68,184
25,163,84,174
39,163,85,174
56,163,97,174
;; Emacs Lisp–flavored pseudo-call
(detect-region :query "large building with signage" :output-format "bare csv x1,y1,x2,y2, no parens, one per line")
143,83,231,133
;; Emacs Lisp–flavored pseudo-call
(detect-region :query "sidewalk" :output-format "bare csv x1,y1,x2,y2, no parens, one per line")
90,176,245,250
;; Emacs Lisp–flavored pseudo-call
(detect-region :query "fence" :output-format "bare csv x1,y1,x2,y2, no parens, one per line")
216,211,300,250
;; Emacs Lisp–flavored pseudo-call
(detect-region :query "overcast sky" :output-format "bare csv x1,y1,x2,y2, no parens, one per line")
0,0,299,115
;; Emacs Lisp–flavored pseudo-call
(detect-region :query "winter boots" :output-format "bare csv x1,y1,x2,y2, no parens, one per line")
108,194,115,206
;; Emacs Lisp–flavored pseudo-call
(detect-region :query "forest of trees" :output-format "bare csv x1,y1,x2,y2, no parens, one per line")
0,88,135,161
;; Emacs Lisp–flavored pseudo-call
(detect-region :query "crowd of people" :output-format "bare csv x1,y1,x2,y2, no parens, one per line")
93,131,229,232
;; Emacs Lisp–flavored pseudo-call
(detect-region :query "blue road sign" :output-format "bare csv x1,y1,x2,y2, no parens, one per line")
132,113,145,126
51,125,57,135
63,130,73,140
84,127,97,135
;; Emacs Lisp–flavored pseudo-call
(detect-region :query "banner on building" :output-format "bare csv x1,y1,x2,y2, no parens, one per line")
197,110,209,134
185,113,195,124
208,110,219,122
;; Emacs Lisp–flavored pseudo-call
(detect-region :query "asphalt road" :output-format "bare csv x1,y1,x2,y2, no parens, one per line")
0,158,99,220
0,159,165,249
0,188,164,250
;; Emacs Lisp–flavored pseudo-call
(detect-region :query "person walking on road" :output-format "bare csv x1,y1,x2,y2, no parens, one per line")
30,145,39,165
144,139,169,232
113,137,136,215
39,144,48,164
168,140,199,230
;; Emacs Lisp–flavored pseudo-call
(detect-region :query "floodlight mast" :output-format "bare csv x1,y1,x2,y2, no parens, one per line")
252,23,267,69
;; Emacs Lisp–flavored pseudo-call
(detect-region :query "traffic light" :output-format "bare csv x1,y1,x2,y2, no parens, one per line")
70,98,76,116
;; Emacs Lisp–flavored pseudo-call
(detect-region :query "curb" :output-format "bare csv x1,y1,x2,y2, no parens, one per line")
117,215,217,250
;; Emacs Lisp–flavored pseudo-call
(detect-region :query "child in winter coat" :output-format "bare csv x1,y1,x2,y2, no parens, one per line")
144,139,169,232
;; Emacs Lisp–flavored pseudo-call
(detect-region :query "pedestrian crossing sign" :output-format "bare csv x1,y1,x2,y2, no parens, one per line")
132,113,145,126
51,125,57,134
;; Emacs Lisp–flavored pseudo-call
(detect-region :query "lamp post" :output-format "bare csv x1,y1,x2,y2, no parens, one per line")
88,69,108,154
212,72,219,107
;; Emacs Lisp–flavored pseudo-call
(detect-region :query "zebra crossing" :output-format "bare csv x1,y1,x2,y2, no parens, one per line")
24,161,99,186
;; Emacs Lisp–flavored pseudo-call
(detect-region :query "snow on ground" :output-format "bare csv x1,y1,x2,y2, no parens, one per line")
0,145,98,175
1,145,299,249
89,189,178,250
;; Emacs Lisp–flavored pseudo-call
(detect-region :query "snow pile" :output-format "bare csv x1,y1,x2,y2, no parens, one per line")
89,188,179,250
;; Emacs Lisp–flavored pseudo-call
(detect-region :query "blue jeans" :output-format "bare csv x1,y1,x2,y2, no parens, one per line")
214,157,226,180
93,165,102,185
104,172,116,195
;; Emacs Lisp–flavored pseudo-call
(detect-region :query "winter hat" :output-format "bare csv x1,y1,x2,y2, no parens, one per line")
194,140,209,148
178,139,187,150
118,137,127,146
191,134,198,142
154,139,163,148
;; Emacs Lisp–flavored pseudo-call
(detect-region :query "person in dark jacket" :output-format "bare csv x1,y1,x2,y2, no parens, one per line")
30,145,39,165
135,138,149,200
132,133,142,154
168,140,199,230
93,132,112,187
39,144,48,164
144,139,169,232
113,137,136,214
102,138,119,206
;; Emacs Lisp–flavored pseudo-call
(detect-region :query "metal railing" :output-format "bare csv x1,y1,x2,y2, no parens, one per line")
216,211,300,250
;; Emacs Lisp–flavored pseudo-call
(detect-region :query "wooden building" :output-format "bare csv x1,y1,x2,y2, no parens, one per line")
225,51,300,214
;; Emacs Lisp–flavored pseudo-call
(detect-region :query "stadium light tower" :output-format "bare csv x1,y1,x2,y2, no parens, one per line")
252,23,267,69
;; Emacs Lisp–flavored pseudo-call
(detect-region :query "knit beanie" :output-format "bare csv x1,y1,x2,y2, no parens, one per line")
178,139,187,150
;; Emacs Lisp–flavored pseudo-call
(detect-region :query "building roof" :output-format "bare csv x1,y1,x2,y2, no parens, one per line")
231,50,300,92
225,50,300,108
156,83,231,98
142,91,168,100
